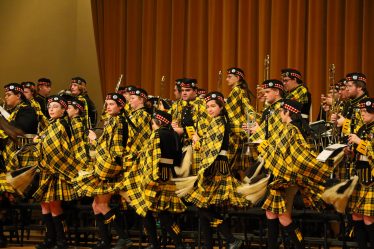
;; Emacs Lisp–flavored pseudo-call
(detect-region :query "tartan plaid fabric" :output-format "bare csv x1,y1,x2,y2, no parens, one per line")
126,108,152,154
70,116,90,169
250,99,284,141
348,184,374,216
30,98,49,132
33,118,82,201
2,102,37,171
169,99,183,122
286,85,309,105
226,86,257,172
118,131,160,217
73,115,127,197
33,173,78,202
261,123,332,214
340,95,366,136
346,123,374,216
183,116,249,208
285,85,310,116
0,173,16,193
145,180,187,213
77,95,90,128
95,115,126,179
176,97,210,175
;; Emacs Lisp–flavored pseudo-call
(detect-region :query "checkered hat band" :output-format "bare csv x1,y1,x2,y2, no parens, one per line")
263,83,284,91
346,76,367,83
283,103,300,114
155,113,171,124
106,95,126,106
205,95,224,103
180,82,196,88
359,102,374,109
48,98,67,109
129,90,147,99
68,101,85,112
227,69,244,78
5,86,24,93
71,79,83,84
290,72,301,80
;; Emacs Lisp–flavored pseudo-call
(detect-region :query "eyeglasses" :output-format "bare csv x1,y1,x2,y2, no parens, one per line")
282,78,291,83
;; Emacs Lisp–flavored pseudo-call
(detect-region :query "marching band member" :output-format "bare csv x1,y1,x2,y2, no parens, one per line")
182,92,248,249
65,97,91,170
127,87,152,153
169,78,184,123
35,78,52,118
0,83,38,171
225,67,256,180
21,81,49,132
141,110,186,249
247,79,285,141
281,68,312,122
334,72,368,136
345,97,374,249
74,93,132,249
171,79,210,176
33,95,82,249
69,77,97,128
259,99,331,249
0,83,38,248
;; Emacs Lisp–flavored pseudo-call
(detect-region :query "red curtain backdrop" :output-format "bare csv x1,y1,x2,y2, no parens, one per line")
91,0,374,119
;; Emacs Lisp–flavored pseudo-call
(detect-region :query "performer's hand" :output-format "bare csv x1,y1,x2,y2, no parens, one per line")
192,134,200,143
88,130,97,142
248,122,260,134
330,113,338,122
336,115,345,127
33,135,39,142
348,134,361,145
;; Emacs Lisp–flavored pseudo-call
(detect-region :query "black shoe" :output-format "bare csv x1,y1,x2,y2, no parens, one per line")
92,241,111,249
35,239,56,249
228,239,242,249
111,238,132,249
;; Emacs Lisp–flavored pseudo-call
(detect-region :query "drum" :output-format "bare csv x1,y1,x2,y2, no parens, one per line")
16,134,37,149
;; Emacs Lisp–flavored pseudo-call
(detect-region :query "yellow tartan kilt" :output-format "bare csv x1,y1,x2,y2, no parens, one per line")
145,180,187,213
73,171,123,197
347,183,374,217
33,172,77,202
184,156,249,208
0,173,16,194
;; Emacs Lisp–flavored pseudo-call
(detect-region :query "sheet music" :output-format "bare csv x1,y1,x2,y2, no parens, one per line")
317,143,347,162
0,106,10,119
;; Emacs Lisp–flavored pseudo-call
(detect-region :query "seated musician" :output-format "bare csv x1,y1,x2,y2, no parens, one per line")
344,97,374,249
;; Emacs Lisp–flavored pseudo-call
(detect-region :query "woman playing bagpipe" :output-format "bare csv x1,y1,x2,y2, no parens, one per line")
21,81,49,132
224,68,257,180
256,99,332,249
0,83,38,247
32,95,84,249
73,93,133,249
139,110,186,249
344,97,374,249
176,92,249,249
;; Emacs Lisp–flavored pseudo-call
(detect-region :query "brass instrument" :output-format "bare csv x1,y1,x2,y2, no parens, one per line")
156,76,166,110
256,54,270,113
217,70,222,92
328,64,341,144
